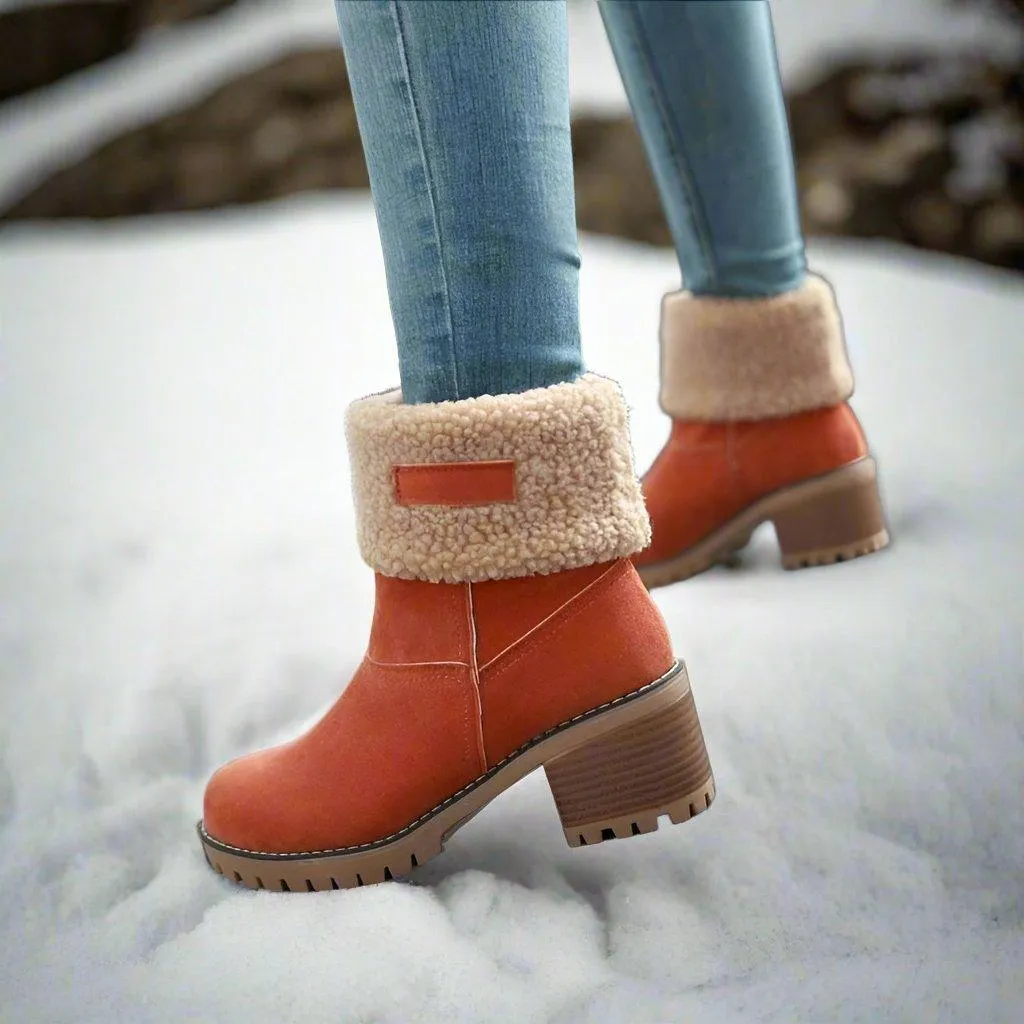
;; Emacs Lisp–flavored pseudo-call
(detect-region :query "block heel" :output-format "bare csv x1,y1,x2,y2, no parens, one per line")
544,674,715,848
771,456,890,570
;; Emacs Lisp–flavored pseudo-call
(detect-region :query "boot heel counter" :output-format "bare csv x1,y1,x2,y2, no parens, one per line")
834,402,870,461
611,560,677,679
533,558,675,687
478,560,678,766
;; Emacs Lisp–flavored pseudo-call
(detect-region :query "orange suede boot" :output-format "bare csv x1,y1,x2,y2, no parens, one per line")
634,274,890,588
198,375,715,890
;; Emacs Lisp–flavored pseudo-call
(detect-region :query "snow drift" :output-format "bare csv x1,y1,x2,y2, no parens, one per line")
1,196,1021,1022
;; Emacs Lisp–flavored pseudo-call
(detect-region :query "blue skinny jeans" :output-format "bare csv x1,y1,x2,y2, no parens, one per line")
334,0,807,405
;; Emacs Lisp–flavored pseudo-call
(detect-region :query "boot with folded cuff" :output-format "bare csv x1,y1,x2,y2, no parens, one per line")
198,374,715,890
633,274,890,589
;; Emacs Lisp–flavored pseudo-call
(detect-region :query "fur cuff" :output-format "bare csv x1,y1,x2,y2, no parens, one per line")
659,274,855,421
345,374,650,583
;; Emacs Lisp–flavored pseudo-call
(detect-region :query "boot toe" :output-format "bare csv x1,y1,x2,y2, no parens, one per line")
202,745,306,855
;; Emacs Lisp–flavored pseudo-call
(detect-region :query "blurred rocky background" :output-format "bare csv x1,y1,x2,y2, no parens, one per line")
0,0,237,101
1,0,1022,273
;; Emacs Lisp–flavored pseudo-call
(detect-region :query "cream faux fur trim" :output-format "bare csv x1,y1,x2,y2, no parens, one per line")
659,273,855,421
345,374,650,583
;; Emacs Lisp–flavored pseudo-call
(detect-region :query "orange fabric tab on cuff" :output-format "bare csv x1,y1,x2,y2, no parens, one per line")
394,460,517,507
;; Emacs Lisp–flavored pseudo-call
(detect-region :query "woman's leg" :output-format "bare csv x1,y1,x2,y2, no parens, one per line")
197,1,717,888
598,0,806,298
599,1,888,586
335,0,584,403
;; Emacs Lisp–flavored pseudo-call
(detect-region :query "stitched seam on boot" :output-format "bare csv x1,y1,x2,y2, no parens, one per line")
199,661,684,858
476,561,621,674
465,582,488,771
478,561,630,684
365,655,471,669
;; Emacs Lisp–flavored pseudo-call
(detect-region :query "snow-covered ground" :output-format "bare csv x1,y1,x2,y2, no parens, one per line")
1,195,1022,1022
2,1,1023,1021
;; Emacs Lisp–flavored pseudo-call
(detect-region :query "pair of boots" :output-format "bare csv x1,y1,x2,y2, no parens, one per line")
198,275,888,891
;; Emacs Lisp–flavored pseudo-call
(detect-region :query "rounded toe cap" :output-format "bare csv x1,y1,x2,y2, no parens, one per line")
201,748,290,854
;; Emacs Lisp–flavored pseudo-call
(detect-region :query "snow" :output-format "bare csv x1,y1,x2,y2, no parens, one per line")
1,194,1023,1022
2,0,1024,1018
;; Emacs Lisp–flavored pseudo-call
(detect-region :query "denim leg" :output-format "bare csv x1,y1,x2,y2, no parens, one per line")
334,1,584,404
599,0,807,298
